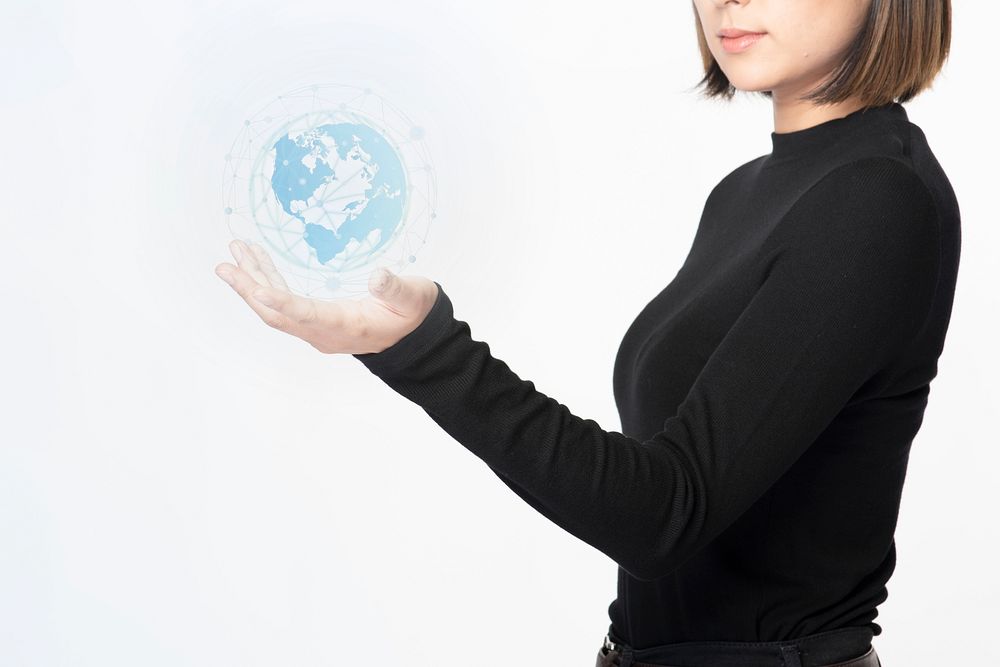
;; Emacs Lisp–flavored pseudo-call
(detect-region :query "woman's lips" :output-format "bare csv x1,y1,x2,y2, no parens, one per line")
720,32,766,54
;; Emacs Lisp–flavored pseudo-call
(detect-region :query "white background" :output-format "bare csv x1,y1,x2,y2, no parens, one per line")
1,1,996,665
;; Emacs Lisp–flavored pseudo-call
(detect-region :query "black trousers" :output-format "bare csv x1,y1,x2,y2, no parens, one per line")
595,627,881,667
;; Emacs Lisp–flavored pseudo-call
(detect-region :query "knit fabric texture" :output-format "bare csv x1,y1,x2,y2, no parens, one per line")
353,102,961,651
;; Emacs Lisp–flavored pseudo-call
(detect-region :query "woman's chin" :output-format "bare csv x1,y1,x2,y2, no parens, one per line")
724,76,777,94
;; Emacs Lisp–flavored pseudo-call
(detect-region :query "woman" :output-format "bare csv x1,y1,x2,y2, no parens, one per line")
214,1,959,665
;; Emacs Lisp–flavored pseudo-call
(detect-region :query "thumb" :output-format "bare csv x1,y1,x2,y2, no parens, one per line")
368,267,411,308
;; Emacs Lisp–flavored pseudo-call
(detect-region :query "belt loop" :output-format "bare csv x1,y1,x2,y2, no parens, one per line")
619,646,636,667
780,645,803,667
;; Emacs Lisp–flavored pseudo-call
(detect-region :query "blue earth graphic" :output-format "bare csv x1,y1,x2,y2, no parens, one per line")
268,122,406,265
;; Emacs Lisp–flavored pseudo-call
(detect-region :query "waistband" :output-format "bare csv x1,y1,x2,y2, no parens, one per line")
603,625,875,667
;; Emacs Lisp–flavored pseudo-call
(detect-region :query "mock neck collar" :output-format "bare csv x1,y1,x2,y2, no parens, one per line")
767,102,907,164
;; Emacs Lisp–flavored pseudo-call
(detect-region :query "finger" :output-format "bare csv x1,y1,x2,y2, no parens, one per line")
217,262,296,331
247,242,290,291
230,239,270,287
249,285,318,325
367,267,413,316
215,262,238,285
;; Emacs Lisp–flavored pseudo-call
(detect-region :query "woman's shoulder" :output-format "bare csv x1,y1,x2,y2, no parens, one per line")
779,156,939,252
810,117,959,233
809,155,932,206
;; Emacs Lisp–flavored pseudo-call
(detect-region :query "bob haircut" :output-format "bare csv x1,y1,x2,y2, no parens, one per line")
691,0,952,106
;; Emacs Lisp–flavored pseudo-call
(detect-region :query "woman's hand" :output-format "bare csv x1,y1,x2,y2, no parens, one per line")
214,239,439,355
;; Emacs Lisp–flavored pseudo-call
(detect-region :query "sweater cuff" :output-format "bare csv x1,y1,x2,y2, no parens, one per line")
352,281,455,375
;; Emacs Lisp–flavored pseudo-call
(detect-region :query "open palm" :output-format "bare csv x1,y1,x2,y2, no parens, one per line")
214,239,439,355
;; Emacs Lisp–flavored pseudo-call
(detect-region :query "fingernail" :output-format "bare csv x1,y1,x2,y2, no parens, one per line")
231,241,243,262
374,268,390,291
217,267,234,284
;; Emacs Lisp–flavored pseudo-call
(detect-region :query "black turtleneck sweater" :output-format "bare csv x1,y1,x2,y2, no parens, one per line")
353,102,961,651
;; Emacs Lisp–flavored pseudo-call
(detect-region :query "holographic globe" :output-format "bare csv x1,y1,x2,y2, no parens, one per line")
223,84,437,299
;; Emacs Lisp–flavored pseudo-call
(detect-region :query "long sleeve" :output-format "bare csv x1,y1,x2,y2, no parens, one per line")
353,157,941,582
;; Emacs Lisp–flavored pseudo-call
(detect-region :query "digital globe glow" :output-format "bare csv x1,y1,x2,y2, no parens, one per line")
223,84,437,299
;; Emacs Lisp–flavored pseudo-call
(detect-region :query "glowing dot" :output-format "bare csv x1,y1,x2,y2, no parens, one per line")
224,207,232,215
298,178,306,185
430,212,437,219
410,126,425,140
408,254,416,263
282,159,289,166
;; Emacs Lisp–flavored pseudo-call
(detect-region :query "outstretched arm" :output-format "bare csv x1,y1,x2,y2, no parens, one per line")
353,158,940,581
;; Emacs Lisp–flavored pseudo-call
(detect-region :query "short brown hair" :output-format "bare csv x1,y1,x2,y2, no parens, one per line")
690,0,952,106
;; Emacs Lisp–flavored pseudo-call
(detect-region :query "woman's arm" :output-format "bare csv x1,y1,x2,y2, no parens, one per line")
354,157,940,582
